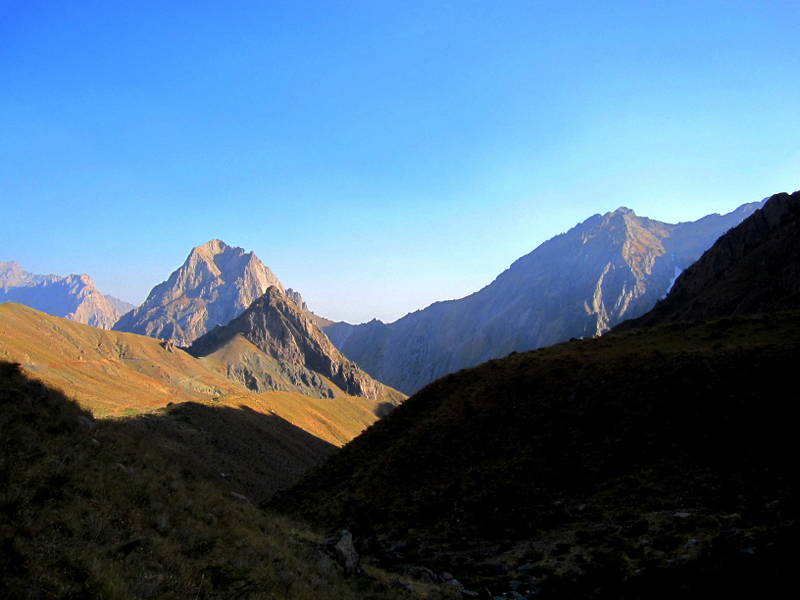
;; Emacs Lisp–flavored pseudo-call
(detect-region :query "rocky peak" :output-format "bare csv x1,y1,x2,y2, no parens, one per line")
189,286,401,404
113,240,285,345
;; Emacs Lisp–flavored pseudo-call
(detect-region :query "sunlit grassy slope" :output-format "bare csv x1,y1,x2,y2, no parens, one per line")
0,303,379,446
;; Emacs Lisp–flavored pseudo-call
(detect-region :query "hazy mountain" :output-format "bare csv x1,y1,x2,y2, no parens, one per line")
0,261,131,329
325,201,762,394
113,239,285,345
189,286,404,409
278,196,800,597
616,190,800,330
104,293,135,316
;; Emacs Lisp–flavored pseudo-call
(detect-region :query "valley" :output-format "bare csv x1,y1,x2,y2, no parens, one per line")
1,190,798,598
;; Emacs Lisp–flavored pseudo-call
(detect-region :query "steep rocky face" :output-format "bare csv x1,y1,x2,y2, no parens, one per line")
0,261,130,329
616,191,800,330
189,287,404,406
325,201,761,394
113,240,284,345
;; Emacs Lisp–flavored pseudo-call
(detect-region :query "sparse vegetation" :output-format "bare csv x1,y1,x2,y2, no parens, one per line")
277,312,800,597
0,362,440,599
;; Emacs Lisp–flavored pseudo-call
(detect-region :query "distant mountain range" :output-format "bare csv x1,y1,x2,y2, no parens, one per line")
324,201,763,394
1,198,769,400
0,261,133,329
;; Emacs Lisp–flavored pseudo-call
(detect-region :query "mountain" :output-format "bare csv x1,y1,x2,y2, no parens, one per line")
325,201,761,394
113,239,285,345
0,302,386,449
0,261,132,329
189,286,404,409
616,191,800,330
277,194,800,596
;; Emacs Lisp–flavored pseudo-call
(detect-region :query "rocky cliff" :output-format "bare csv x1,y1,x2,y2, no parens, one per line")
325,201,761,394
189,287,404,407
113,239,284,345
0,261,132,329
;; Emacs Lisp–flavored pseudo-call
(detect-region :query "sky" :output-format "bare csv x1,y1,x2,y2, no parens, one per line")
2,1,798,323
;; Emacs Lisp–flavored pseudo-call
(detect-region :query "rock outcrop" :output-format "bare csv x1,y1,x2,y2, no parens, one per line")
325,201,761,394
189,287,404,406
0,261,132,329
113,239,285,345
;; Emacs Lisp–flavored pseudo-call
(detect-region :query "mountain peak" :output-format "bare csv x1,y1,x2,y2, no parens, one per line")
611,206,636,215
192,238,231,255
114,241,285,345
189,287,404,405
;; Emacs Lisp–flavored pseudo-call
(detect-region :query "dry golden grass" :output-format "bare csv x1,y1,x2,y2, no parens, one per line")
0,303,382,447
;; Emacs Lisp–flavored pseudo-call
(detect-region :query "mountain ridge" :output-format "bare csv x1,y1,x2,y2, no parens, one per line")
325,200,762,394
0,260,133,329
189,286,404,408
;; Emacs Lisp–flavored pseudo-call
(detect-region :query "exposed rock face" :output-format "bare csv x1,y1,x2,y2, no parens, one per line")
113,240,284,346
189,287,404,405
0,261,131,329
616,191,800,329
325,201,761,394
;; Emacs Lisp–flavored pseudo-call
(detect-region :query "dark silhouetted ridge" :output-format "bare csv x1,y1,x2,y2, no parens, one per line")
615,190,800,330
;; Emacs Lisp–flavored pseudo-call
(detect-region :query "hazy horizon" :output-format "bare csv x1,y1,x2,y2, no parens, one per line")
3,1,798,322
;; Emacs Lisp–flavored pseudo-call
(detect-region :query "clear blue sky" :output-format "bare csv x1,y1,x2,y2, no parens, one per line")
2,1,798,323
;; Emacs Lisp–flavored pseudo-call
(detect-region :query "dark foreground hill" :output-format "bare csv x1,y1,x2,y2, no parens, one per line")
616,190,800,330
279,312,799,598
0,362,451,599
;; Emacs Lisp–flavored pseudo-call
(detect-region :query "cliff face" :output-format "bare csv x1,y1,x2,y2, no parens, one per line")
616,191,800,330
0,261,131,329
189,287,404,406
113,239,284,345
325,201,761,394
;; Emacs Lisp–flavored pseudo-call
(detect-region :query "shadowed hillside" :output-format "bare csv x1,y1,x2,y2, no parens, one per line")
279,312,800,597
0,362,447,599
616,190,800,330
277,196,800,597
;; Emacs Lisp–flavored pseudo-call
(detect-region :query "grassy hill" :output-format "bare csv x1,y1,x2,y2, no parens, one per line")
0,302,383,447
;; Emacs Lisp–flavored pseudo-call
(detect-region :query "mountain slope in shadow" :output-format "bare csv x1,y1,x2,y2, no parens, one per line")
616,190,800,330
277,193,800,598
0,361,434,599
